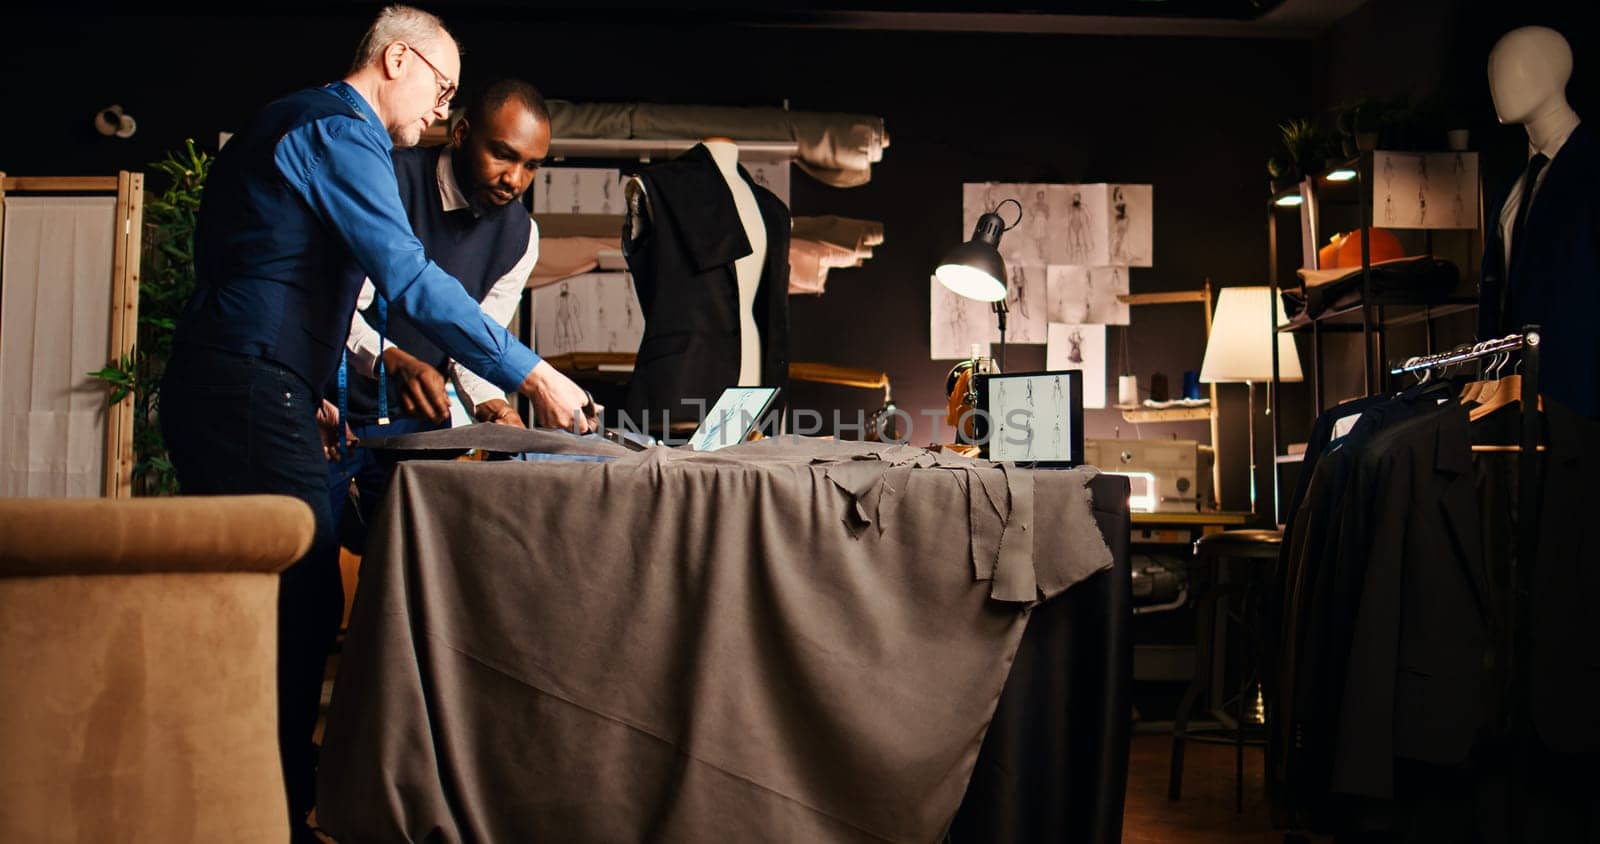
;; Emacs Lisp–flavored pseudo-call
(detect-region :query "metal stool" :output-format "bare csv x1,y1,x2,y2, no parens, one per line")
1168,528,1281,813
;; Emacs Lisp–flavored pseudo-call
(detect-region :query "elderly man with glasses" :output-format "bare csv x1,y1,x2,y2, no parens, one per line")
160,5,594,839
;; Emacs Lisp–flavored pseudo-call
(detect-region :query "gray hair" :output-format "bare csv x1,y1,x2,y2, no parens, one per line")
349,5,457,74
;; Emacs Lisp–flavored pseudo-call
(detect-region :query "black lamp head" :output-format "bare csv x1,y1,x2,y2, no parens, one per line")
935,208,1011,302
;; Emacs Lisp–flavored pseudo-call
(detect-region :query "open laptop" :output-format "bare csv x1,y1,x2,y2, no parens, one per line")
605,386,782,452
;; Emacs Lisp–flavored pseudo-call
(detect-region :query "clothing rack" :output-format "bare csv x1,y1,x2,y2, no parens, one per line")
1391,324,1544,840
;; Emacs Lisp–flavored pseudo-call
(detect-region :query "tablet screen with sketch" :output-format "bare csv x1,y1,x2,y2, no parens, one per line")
687,387,781,452
976,370,1084,466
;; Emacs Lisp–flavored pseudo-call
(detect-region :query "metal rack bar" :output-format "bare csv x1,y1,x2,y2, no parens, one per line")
1388,332,1529,375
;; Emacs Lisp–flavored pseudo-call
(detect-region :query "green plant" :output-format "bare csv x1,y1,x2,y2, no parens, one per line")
1274,116,1331,182
89,139,211,495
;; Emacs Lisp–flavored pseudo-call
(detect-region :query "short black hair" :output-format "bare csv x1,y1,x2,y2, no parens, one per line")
465,78,550,130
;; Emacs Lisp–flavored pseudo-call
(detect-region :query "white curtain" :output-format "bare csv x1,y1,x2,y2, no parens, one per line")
1,196,117,497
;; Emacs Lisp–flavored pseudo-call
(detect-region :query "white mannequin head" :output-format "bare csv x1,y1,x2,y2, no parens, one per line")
1488,26,1573,125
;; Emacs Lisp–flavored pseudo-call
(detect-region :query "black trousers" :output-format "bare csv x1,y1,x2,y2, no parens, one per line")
161,346,344,839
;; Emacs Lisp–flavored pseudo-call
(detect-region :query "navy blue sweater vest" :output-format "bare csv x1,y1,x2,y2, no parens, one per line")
177,85,369,394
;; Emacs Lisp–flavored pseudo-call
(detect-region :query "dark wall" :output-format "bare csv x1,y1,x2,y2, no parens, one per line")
2,10,1318,511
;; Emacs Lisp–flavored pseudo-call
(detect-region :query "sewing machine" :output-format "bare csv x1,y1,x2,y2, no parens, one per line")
1083,439,1213,513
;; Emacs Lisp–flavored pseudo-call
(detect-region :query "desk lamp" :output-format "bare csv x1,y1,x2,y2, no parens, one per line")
936,199,1018,368
1199,286,1302,517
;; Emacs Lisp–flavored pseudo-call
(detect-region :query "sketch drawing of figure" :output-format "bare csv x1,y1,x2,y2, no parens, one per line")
981,182,1006,221
1051,376,1066,454
556,281,582,350
600,176,614,214
1110,186,1130,263
1452,153,1468,227
946,291,970,353
542,170,552,211
1065,191,1093,264
1025,188,1051,263
1382,156,1396,224
1025,378,1035,406
1011,266,1031,320
1416,156,1430,226
995,382,1008,444
1068,328,1084,364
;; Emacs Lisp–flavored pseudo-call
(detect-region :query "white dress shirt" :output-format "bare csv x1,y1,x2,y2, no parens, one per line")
345,146,539,414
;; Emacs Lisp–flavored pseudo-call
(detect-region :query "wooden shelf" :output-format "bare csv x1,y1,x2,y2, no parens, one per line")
1116,404,1214,423
1130,511,1251,526
1277,299,1477,332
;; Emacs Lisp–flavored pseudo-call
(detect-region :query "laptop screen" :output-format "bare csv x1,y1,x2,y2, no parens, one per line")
687,387,780,451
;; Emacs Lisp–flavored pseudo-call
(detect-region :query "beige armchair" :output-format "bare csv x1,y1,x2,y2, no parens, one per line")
0,495,312,843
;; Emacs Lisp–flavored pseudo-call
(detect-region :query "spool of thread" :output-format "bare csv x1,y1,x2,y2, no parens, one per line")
1118,374,1139,407
1149,372,1169,403
1183,370,1202,400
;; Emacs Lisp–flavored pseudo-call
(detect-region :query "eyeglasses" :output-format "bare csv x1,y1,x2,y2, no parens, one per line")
404,42,457,108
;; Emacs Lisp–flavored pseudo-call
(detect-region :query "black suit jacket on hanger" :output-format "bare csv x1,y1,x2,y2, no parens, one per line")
1331,399,1600,800
622,144,791,432
1478,121,1600,419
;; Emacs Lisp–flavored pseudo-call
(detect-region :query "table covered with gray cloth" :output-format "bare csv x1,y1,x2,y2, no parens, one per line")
316,438,1117,843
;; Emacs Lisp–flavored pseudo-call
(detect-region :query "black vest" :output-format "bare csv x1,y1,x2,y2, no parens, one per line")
622,144,790,432
178,84,372,392
338,146,531,423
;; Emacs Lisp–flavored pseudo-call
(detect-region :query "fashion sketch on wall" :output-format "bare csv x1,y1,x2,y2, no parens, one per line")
930,275,999,359
532,167,624,215
1047,265,1130,326
1106,184,1153,267
533,272,645,357
1004,265,1047,343
1046,322,1106,408
1372,151,1478,230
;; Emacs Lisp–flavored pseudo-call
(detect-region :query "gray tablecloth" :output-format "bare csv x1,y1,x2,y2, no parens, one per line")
316,438,1112,843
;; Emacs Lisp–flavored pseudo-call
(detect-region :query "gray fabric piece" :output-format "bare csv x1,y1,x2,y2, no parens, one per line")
357,423,632,458
316,439,1111,844
546,101,888,188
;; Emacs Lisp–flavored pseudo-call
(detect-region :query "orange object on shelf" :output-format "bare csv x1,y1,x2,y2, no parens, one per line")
1334,227,1405,268
1317,235,1342,269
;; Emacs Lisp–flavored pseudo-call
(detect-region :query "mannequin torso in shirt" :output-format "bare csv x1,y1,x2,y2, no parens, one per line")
625,137,767,387
1489,25,1582,261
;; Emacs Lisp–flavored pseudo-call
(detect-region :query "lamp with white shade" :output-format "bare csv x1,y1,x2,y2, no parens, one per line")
1199,286,1303,517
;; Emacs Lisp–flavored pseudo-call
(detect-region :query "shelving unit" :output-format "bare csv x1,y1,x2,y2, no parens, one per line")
1266,147,1484,522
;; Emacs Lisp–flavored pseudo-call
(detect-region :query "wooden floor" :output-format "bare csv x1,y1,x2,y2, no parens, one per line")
1123,731,1306,844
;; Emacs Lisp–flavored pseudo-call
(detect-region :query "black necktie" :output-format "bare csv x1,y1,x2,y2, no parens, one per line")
1509,152,1549,269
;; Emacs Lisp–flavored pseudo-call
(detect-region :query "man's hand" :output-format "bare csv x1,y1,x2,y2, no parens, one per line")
473,398,525,427
518,360,601,433
383,347,451,424
316,399,354,461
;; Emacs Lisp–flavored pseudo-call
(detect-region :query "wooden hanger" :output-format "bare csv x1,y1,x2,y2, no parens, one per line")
1458,348,1507,405
1467,370,1547,451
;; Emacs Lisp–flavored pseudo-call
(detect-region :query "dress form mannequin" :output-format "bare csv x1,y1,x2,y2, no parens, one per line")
1478,24,1600,418
625,138,767,386
1488,26,1581,270
702,137,767,386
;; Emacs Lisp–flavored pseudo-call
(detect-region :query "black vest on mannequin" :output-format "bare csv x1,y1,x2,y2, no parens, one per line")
622,144,791,432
